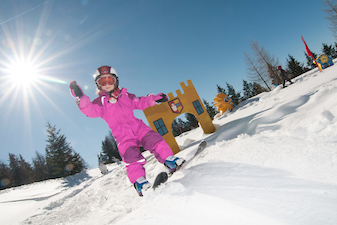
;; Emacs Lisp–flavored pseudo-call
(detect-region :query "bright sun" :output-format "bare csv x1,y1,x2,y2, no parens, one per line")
7,60,39,87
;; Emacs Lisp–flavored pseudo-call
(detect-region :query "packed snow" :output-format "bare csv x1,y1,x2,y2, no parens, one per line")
1,65,337,225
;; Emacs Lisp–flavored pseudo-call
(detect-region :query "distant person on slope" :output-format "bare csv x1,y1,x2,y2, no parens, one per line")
277,66,293,88
69,65,185,196
98,153,108,174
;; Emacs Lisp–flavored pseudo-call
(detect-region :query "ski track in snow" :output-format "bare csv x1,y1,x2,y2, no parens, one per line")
1,65,337,225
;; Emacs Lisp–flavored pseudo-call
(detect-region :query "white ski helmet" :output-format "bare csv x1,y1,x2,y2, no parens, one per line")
93,65,119,90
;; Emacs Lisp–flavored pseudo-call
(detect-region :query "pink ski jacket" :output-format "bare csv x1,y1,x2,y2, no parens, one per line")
77,88,159,146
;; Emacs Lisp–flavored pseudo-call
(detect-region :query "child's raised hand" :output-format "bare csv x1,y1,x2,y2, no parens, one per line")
69,81,83,98
155,93,168,103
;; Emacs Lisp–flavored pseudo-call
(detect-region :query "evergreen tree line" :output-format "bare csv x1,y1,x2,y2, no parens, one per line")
0,122,86,190
202,41,337,120
202,80,268,120
171,113,199,137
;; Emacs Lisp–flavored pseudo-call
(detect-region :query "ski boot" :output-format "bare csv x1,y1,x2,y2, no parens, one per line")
164,156,186,174
134,177,151,197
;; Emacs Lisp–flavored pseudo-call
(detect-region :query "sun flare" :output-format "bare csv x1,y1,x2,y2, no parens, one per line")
7,59,39,87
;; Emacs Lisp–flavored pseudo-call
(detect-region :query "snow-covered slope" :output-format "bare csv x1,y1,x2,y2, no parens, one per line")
1,65,337,225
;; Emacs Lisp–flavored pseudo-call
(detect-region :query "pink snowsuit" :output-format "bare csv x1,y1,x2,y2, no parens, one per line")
77,88,173,183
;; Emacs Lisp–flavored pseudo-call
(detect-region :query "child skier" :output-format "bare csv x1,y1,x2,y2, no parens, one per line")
69,65,185,196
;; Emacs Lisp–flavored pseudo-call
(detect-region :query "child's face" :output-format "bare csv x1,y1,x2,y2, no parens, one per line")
98,74,116,92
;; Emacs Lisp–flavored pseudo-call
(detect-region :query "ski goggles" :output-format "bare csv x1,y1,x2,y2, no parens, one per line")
97,76,116,86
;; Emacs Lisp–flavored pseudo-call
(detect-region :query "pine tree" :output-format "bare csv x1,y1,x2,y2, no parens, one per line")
253,82,268,96
0,161,11,190
173,117,186,134
101,131,121,163
242,80,254,101
7,154,35,187
45,122,85,178
226,83,241,105
203,99,217,120
32,151,49,182
18,155,34,185
185,113,199,129
322,43,337,58
286,54,307,78
305,52,318,69
9,153,22,186
217,84,226,94
171,119,181,137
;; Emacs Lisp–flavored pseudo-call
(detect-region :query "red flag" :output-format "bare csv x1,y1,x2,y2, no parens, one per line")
301,35,314,59
301,35,322,72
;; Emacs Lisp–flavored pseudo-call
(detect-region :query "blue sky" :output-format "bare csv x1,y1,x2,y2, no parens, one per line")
0,0,335,168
